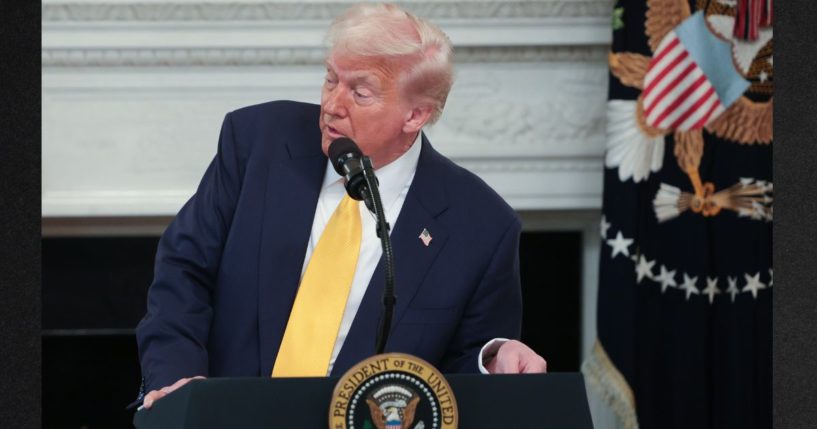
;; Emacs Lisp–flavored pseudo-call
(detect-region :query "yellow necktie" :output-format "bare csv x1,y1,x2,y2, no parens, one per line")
272,194,362,376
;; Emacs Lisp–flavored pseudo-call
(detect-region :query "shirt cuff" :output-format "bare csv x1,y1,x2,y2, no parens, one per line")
477,338,510,374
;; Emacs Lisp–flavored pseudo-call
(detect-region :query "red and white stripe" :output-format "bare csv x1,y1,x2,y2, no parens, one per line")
642,33,725,131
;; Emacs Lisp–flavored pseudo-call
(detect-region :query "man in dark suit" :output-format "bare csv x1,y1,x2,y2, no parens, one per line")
137,2,546,409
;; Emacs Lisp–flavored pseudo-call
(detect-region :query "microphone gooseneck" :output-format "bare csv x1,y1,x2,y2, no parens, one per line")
327,138,396,355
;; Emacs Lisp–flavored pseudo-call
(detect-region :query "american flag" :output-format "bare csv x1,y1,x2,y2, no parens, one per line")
418,228,432,247
642,12,748,132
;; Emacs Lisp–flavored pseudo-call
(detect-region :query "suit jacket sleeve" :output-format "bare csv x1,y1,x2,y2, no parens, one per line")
136,112,244,391
438,216,523,373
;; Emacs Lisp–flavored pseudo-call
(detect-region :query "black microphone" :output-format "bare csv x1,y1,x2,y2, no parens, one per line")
327,137,396,355
328,137,372,203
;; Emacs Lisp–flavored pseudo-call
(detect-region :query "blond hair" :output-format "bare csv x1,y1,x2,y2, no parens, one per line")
325,3,454,124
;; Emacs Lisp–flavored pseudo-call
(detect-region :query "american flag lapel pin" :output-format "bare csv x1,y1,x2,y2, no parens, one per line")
418,228,432,246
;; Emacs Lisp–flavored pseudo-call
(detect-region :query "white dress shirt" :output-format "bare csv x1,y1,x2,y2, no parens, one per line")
299,132,503,374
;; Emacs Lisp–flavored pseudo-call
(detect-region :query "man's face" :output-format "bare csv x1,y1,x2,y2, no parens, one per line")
319,53,414,169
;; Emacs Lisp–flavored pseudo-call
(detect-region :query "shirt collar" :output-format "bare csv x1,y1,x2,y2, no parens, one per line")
320,132,423,208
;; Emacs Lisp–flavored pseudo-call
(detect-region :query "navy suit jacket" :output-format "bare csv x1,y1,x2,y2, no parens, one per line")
136,100,522,392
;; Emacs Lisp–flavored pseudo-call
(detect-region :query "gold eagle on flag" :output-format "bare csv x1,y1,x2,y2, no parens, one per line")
606,0,772,222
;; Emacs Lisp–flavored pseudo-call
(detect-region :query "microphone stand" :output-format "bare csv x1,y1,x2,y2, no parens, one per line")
358,156,396,355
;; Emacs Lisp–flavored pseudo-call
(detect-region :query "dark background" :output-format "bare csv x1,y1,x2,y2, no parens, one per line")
41,230,582,428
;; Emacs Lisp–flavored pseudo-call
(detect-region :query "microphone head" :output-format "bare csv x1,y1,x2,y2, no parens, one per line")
328,137,363,176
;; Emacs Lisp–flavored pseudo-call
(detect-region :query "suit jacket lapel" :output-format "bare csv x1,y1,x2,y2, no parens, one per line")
332,135,450,374
257,130,325,376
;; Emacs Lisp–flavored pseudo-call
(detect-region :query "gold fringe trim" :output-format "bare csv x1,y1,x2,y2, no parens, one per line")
581,339,639,429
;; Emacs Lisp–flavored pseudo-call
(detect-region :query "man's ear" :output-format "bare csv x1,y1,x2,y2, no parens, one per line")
402,104,433,134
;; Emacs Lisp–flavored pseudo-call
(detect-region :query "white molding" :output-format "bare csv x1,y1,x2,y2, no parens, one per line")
42,0,613,67
441,17,611,46
43,0,614,22
41,157,603,216
42,19,610,67
42,45,607,67
456,158,601,172
471,163,603,211
43,190,194,217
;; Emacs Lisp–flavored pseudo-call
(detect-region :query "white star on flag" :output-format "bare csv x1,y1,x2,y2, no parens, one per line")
654,265,678,293
635,255,656,284
742,272,767,299
606,231,634,258
726,276,740,302
702,277,721,304
681,273,700,301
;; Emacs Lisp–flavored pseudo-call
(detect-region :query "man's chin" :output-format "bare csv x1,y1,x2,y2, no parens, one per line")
320,138,331,157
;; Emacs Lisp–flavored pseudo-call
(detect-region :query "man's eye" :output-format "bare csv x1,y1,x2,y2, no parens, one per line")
354,89,372,99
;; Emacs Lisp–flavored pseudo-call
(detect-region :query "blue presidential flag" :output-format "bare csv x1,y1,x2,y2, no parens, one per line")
583,0,772,428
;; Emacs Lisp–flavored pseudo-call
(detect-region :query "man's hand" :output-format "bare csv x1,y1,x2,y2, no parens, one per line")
142,376,206,409
484,340,547,374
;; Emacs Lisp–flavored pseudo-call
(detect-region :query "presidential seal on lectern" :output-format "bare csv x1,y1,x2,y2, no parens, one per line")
329,353,458,429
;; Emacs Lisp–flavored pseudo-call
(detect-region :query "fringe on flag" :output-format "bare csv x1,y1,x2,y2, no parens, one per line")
581,340,639,429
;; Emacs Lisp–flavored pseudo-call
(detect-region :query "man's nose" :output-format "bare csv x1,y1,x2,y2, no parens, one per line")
322,88,349,118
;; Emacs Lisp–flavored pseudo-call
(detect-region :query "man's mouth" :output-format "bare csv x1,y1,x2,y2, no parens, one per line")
325,125,345,139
